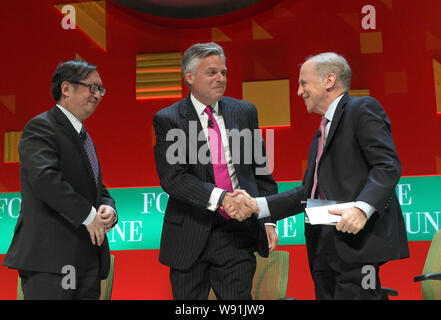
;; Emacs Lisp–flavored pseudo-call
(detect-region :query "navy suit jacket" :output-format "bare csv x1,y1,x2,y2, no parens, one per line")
3,106,116,279
265,94,409,263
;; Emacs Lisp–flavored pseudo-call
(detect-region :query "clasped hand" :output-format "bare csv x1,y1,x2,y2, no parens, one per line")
85,205,115,246
221,190,259,221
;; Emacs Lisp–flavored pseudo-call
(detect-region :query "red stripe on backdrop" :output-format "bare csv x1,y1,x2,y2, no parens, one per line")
0,242,429,300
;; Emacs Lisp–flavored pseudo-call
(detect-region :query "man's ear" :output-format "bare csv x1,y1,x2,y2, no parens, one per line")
60,81,72,98
325,73,337,90
185,70,194,86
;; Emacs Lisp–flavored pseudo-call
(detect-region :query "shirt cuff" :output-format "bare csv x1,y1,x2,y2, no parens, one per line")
355,201,376,219
82,206,96,226
256,197,271,219
207,187,224,212
264,223,277,227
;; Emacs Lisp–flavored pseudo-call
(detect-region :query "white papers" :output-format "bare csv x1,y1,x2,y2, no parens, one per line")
305,199,355,225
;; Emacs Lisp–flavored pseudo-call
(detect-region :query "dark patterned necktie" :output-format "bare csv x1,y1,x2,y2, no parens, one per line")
79,126,99,185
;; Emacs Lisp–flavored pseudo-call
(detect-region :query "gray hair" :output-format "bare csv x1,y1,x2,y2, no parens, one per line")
306,52,351,92
181,42,226,87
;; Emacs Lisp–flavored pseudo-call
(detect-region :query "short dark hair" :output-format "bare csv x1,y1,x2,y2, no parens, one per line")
51,60,97,101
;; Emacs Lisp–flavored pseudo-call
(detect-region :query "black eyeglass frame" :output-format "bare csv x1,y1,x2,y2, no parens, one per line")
70,81,106,97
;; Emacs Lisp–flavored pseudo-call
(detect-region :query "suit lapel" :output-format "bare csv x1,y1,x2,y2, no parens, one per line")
50,106,98,187
180,96,215,182
323,93,348,154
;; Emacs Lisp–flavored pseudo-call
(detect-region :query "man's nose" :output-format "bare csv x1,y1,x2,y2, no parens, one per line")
297,85,303,96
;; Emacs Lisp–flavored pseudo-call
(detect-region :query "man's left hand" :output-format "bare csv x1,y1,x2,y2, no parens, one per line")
265,225,279,253
329,206,367,235
97,205,116,233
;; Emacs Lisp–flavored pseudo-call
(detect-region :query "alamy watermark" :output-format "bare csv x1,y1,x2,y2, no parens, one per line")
164,121,274,175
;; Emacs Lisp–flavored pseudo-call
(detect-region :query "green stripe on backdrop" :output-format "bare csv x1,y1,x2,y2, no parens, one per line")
0,176,440,253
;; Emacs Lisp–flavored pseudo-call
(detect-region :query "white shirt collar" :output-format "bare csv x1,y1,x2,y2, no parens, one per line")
324,93,345,122
190,94,220,115
56,104,83,134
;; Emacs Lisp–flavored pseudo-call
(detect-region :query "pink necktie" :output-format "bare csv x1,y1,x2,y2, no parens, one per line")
205,106,232,220
310,116,329,199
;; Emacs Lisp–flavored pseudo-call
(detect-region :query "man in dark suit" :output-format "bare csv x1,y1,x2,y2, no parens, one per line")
3,60,117,299
228,52,409,299
153,42,278,299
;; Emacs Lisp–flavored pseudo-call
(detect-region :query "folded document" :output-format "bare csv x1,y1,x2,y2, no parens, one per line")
305,199,355,225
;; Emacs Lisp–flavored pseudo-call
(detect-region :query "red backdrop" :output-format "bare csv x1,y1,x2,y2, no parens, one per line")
0,0,440,299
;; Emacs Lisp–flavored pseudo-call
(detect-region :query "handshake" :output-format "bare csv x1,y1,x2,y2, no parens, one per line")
220,190,260,222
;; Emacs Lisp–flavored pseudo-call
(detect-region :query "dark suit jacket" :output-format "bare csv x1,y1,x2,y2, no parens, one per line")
3,106,117,279
153,95,277,270
266,94,409,264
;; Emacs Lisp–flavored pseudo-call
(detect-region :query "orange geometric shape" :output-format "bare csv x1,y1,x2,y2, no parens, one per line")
273,3,294,18
338,13,360,32
253,60,274,79
136,52,182,100
384,71,408,94
252,21,273,40
360,32,383,54
350,89,370,97
211,27,232,42
242,79,290,127
0,95,16,114
54,1,107,51
432,59,441,113
381,0,393,9
436,156,441,174
4,131,22,163
426,32,441,50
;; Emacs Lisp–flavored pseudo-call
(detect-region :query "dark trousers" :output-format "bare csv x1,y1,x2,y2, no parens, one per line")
306,224,382,300
170,214,257,300
19,264,101,300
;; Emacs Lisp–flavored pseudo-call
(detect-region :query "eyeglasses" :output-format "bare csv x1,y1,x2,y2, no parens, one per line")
71,81,106,97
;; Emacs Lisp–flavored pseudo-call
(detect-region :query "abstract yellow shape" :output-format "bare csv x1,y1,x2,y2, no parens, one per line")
338,13,360,32
242,79,290,127
350,89,370,97
360,32,383,54
273,3,294,18
0,95,16,114
55,1,107,51
432,59,441,113
4,131,22,163
436,156,441,174
381,0,393,9
426,32,441,50
211,27,232,42
253,60,274,79
384,71,408,94
252,21,273,40
136,52,182,100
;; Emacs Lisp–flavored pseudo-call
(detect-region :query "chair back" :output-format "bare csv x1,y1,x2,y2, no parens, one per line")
208,250,290,300
421,229,441,300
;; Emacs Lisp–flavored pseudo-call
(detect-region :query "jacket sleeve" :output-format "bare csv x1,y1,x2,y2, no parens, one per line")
19,116,93,228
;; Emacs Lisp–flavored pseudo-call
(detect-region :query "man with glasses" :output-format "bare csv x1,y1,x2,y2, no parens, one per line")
3,60,117,299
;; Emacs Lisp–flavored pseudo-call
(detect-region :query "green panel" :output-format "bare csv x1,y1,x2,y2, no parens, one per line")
0,176,440,253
